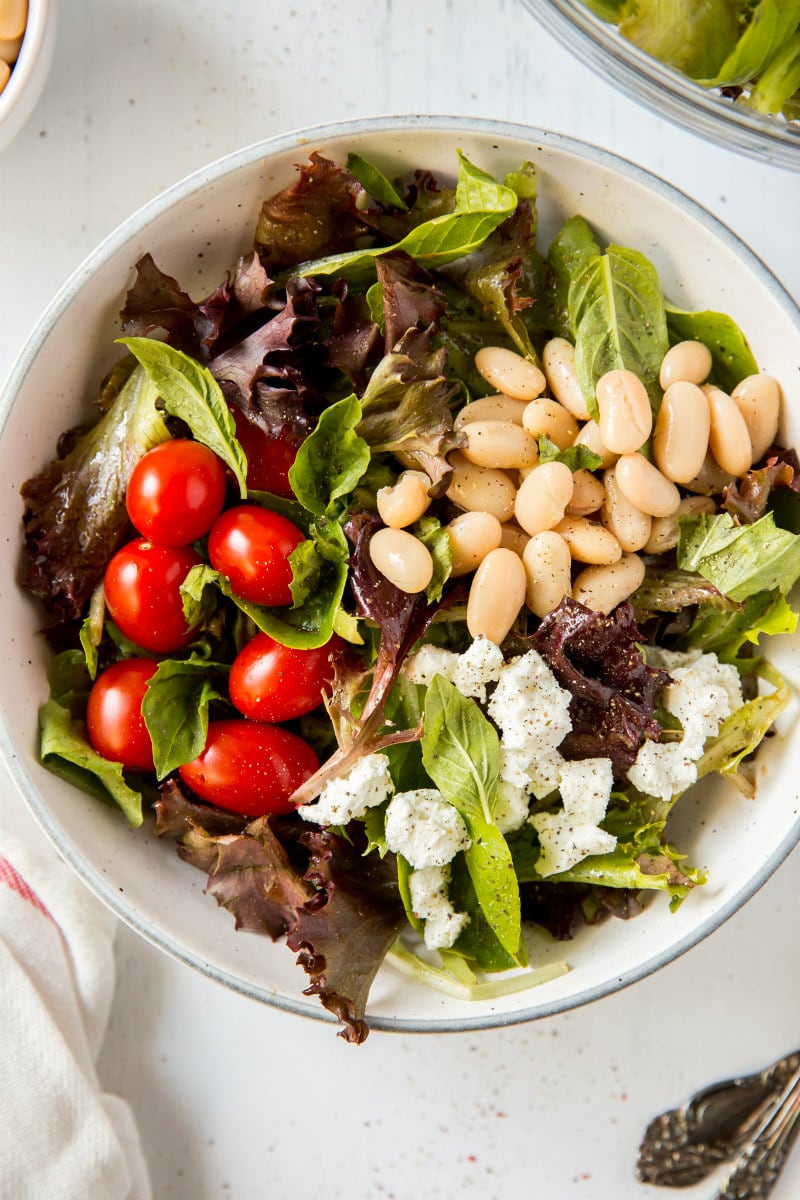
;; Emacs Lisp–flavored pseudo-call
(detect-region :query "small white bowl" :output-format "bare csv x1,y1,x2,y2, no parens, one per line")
0,0,55,152
2,116,799,1034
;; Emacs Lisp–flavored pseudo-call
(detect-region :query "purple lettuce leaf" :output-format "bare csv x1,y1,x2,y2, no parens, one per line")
375,250,448,353
324,279,381,391
119,253,230,362
531,598,670,777
722,448,800,524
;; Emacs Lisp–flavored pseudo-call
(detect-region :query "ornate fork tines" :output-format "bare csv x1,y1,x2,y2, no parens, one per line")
715,1064,800,1200
637,1051,800,1188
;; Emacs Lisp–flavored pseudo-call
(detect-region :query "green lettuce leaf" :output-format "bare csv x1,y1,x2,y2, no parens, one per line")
413,515,453,603
677,511,800,601
664,303,758,393
678,588,798,664
345,153,408,210
119,337,247,495
747,28,800,112
696,662,791,787
707,0,800,86
619,0,741,79
537,435,604,473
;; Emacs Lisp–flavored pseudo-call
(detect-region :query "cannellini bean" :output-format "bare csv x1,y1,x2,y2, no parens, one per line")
446,452,517,523
467,548,527,643
683,451,735,496
555,515,622,565
376,470,432,529
574,419,618,469
565,469,605,517
460,420,538,470
705,385,753,476
474,346,546,401
659,340,713,389
731,374,781,462
499,522,531,556
601,468,652,552
446,511,503,576
542,337,590,419
615,453,681,518
514,460,574,536
644,496,716,555
653,380,711,483
596,369,653,454
0,0,26,39
369,528,434,594
572,554,645,614
0,34,22,61
523,532,572,618
521,397,579,450
0,58,9,94
453,395,529,429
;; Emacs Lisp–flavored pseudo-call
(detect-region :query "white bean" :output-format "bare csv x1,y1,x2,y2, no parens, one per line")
523,532,572,618
653,380,711,483
446,452,517,523
498,522,531,557
659,340,713,389
521,397,579,450
644,496,716,555
474,346,546,401
574,420,618,469
596,369,653,453
467,548,527,643
446,511,503,576
731,374,781,462
683,451,735,496
461,420,539,470
572,554,645,614
514,461,574,536
615,453,681,518
369,528,434,594
376,470,432,529
601,468,652,552
565,469,605,517
542,337,590,419
454,395,529,429
0,0,26,39
555,515,622,565
705,386,753,477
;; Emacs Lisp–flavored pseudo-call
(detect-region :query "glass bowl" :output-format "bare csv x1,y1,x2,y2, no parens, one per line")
519,0,800,170
0,0,56,153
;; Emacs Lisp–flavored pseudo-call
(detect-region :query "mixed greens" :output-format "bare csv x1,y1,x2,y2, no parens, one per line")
582,0,800,120
22,148,799,1042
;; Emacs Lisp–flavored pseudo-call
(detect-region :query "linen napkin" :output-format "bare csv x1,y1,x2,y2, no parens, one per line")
0,805,152,1200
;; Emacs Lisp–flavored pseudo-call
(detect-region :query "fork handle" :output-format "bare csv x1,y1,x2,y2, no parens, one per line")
716,1066,800,1200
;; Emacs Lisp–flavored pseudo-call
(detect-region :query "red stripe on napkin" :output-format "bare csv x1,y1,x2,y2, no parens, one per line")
0,855,54,922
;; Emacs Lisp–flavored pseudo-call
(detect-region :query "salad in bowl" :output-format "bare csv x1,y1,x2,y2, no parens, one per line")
5,120,800,1040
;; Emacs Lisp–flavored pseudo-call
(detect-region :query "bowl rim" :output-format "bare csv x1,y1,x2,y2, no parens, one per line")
519,0,800,170
0,0,52,126
2,113,800,1033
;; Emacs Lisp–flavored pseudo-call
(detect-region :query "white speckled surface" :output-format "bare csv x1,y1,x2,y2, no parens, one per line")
1,3,798,1197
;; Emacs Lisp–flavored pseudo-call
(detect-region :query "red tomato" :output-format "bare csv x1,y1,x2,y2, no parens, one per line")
178,719,318,816
229,632,340,723
126,439,227,546
86,658,158,772
231,408,301,498
207,504,305,607
104,538,202,653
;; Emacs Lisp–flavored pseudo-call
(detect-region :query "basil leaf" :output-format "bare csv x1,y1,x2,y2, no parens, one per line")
289,539,324,608
547,215,600,340
664,303,758,393
79,616,99,681
288,393,371,516
346,153,408,210
296,151,517,279
119,336,248,496
248,488,311,531
420,676,521,957
412,515,452,603
569,246,668,417
449,852,525,970
677,511,800,601
39,698,144,827
182,562,347,649
537,435,603,473
142,659,226,779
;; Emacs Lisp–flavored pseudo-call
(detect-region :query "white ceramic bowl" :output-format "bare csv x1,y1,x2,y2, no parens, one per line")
520,0,800,170
2,116,799,1034
0,0,55,152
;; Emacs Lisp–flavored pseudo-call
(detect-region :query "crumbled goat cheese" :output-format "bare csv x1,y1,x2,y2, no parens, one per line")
403,635,504,702
627,651,744,802
530,811,617,877
493,781,531,834
558,757,614,826
298,753,393,825
408,865,470,950
488,650,573,754
384,788,471,869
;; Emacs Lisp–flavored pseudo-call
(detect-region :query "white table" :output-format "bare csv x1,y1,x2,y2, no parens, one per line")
2,3,798,1197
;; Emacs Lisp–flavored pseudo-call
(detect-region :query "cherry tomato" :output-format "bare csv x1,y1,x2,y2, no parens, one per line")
231,408,301,499
229,632,341,723
126,439,227,546
178,719,318,816
86,658,158,772
207,504,305,607
104,538,202,653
